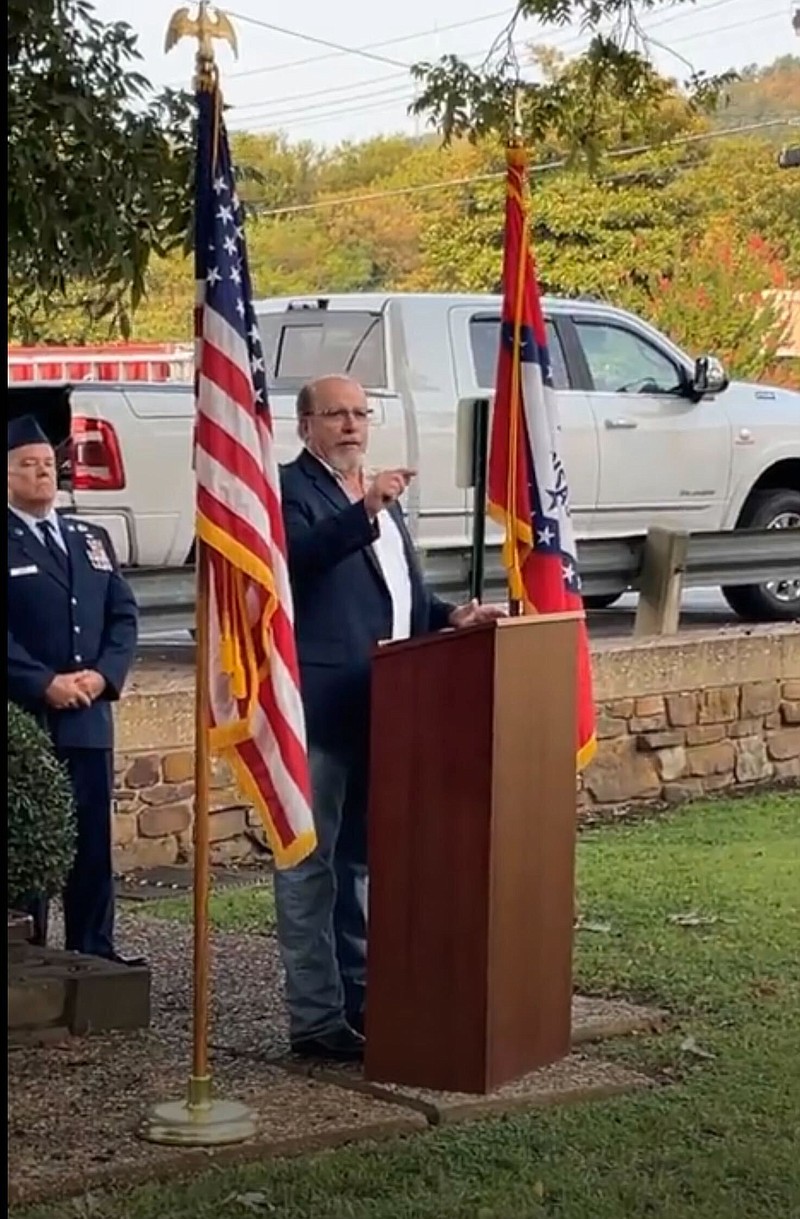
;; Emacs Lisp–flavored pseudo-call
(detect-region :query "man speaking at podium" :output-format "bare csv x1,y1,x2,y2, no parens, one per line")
277,374,503,1062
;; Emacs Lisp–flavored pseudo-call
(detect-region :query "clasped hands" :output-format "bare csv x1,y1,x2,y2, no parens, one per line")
45,670,107,710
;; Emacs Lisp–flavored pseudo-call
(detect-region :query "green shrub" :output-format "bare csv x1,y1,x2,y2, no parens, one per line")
7,701,77,907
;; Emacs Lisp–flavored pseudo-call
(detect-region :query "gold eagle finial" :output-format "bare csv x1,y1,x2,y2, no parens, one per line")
164,3,238,62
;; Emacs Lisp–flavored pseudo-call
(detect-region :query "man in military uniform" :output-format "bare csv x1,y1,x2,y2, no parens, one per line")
7,415,141,963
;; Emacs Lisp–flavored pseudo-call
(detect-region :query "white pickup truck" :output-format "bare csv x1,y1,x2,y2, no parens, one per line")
8,292,800,620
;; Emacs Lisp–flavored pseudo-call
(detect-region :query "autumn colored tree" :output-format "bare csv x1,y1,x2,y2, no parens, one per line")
716,56,800,128
19,54,797,373
645,228,798,384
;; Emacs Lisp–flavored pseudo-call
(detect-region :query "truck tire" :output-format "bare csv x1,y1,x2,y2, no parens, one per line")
583,593,623,610
721,488,800,622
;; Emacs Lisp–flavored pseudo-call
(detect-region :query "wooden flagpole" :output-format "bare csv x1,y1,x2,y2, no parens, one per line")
191,540,212,1093
508,80,525,620
139,4,255,1146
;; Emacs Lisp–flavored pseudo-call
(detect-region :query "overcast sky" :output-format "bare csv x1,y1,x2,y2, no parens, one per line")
96,0,796,146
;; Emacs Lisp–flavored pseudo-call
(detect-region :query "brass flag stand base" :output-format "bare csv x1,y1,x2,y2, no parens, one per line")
140,1075,257,1147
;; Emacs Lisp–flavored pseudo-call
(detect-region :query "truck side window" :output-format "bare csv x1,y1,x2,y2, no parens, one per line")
255,311,387,389
469,316,569,391
575,320,682,395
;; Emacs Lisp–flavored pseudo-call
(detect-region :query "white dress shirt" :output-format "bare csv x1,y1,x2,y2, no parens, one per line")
370,507,412,642
9,504,67,553
308,450,413,642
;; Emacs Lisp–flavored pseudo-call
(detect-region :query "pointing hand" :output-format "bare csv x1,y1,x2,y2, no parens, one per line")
363,468,416,519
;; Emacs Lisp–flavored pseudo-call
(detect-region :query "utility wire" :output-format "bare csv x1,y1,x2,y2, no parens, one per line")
227,10,412,70
228,6,518,80
227,3,776,130
223,0,746,87
240,118,798,217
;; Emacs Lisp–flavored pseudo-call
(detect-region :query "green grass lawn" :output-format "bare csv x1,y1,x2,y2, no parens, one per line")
18,791,800,1219
144,881,275,934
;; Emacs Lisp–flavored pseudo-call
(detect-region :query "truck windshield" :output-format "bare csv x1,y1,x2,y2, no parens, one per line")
256,309,387,390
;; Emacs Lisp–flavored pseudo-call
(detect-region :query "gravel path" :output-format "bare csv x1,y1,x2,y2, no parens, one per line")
8,909,662,1206
115,908,291,1059
8,912,417,1205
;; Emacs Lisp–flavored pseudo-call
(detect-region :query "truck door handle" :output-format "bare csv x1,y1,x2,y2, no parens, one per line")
604,417,638,430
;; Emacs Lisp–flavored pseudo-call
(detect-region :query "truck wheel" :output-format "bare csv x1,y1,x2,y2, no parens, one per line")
721,488,800,622
583,593,623,610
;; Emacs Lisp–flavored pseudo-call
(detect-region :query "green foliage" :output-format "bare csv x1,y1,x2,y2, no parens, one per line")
410,0,736,152
16,54,798,384
7,0,194,342
7,702,77,907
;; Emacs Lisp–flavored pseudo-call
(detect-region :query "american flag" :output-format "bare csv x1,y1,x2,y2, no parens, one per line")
193,81,316,866
487,144,597,770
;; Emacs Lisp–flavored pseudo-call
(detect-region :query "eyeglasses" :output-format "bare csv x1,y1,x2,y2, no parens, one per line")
312,407,373,423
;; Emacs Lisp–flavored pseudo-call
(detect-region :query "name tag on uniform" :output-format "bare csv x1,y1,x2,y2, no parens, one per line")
86,537,113,571
10,565,39,577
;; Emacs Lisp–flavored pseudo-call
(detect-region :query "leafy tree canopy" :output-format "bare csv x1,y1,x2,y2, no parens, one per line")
410,0,737,154
8,0,193,341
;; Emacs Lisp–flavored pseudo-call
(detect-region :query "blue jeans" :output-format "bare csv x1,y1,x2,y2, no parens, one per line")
273,746,368,1041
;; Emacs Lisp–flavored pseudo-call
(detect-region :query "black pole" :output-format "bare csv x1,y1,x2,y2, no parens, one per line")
468,397,489,602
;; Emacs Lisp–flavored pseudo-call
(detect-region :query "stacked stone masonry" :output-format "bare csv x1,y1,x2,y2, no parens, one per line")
579,680,799,810
113,752,263,873
113,632,800,871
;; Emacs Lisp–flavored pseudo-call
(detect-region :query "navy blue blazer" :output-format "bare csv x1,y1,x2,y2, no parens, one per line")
7,509,138,750
280,450,453,752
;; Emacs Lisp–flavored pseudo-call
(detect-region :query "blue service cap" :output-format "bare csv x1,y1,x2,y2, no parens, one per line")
7,415,51,452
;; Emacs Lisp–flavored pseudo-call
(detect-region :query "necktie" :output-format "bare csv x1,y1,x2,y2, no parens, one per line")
37,520,68,573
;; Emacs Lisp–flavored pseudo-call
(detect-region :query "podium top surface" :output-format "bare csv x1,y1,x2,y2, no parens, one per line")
373,610,584,659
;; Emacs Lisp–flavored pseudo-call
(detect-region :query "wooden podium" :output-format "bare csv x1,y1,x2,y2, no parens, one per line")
364,613,580,1095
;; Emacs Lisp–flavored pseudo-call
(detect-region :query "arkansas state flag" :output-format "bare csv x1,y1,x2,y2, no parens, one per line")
487,143,597,770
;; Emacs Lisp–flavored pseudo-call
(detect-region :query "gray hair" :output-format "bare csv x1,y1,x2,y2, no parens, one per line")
295,383,316,419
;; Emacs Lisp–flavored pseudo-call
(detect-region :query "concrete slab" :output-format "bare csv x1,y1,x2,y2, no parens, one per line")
7,1031,427,1207
283,996,664,1122
290,1053,651,1126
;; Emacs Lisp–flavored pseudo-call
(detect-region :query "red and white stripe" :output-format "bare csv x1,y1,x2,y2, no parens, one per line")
194,297,316,867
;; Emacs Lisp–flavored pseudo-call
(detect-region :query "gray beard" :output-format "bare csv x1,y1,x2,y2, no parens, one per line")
306,441,364,478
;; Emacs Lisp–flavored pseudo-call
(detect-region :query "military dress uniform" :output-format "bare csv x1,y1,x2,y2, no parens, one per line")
7,422,138,958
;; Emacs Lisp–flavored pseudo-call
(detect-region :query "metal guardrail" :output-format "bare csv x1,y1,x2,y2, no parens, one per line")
127,528,800,636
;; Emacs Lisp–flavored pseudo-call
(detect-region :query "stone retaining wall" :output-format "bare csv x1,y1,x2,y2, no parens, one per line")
113,628,800,871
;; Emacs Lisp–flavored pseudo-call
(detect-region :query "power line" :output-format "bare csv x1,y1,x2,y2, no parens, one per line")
227,9,783,132
223,0,745,90
232,91,418,133
241,118,798,218
227,10,411,70
226,1,768,130
231,81,416,127
232,69,412,114
669,7,785,45
227,6,518,80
